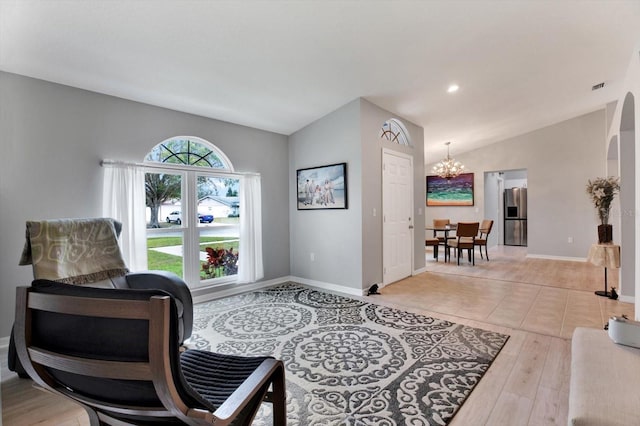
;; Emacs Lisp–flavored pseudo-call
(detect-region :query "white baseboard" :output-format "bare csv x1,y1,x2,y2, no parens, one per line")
288,276,366,297
619,295,635,304
526,253,587,262
192,276,290,304
413,266,428,275
192,275,367,303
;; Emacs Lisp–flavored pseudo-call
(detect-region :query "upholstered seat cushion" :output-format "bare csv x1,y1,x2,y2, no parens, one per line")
569,327,640,425
449,237,475,248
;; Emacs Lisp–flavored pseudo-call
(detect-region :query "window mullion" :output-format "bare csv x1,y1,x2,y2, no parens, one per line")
183,171,200,285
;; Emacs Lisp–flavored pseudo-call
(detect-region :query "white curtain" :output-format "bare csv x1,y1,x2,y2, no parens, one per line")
238,174,264,283
102,163,148,271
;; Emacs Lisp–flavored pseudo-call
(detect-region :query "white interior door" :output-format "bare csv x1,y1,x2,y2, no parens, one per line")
382,149,413,285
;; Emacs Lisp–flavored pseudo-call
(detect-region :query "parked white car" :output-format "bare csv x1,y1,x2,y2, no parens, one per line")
166,211,182,224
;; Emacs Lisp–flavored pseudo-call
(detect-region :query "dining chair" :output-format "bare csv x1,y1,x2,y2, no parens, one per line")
475,219,494,261
447,222,480,265
425,237,439,260
432,219,452,245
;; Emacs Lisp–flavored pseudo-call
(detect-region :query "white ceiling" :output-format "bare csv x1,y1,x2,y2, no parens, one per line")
2,0,640,162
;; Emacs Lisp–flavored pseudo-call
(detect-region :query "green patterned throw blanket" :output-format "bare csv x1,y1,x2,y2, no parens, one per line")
19,218,129,284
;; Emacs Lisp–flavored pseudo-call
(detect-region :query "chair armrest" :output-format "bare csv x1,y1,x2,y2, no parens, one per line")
125,271,193,340
212,359,286,422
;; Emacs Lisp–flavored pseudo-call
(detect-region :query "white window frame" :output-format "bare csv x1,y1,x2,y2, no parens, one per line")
144,135,241,289
380,118,412,146
144,161,244,288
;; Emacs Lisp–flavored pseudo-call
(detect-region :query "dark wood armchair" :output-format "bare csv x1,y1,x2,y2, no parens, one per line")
13,280,286,426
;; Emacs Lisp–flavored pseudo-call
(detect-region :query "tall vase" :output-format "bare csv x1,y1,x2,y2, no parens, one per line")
598,224,613,244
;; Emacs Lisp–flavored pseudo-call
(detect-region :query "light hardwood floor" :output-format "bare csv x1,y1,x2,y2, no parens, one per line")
1,246,635,425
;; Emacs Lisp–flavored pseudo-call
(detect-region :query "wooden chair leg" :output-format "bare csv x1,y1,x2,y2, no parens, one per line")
433,245,438,261
271,366,286,426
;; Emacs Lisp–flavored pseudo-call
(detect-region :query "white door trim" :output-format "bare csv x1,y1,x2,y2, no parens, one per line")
382,148,414,286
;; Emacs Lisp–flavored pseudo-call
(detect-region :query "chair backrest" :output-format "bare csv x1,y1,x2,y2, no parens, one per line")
13,280,213,425
433,219,450,228
456,222,480,238
480,219,494,236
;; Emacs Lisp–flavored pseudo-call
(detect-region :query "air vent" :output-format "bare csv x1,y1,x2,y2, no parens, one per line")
592,82,605,91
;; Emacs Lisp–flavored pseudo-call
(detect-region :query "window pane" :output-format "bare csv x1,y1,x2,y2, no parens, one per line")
145,171,184,278
197,176,240,281
145,172,182,229
380,118,412,146
147,234,184,278
145,138,228,169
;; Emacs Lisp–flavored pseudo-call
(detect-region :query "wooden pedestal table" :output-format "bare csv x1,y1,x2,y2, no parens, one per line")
587,243,620,298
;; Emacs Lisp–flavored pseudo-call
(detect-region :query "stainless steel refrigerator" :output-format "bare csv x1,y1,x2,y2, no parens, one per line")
504,187,527,246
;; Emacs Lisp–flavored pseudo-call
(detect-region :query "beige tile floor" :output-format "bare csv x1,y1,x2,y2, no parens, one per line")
385,245,633,339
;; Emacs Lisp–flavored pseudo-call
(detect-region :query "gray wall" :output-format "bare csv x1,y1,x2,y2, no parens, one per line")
288,99,363,290
426,110,607,259
482,172,501,248
0,71,290,338
289,98,425,292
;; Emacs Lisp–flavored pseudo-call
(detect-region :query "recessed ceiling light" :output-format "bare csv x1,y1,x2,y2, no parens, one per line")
447,84,459,93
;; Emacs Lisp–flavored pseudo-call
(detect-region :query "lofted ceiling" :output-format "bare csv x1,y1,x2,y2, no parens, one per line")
1,0,640,163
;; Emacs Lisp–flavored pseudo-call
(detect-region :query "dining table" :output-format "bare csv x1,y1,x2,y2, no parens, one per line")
425,223,457,262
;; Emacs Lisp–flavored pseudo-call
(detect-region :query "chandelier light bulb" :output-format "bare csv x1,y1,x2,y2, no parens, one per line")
432,142,465,180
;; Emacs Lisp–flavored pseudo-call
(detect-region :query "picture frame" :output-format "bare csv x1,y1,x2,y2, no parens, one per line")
426,172,474,206
297,163,348,210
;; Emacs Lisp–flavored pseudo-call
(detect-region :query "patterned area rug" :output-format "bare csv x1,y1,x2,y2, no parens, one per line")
186,283,509,425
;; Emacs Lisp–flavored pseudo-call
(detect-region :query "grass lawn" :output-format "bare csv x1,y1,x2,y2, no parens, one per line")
147,236,239,279
147,250,183,276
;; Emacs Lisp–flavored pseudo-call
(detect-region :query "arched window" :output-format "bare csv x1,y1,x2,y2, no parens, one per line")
145,136,233,170
144,136,241,287
380,118,412,146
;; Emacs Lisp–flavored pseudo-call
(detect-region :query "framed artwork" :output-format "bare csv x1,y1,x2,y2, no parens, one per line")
426,172,474,206
297,163,348,210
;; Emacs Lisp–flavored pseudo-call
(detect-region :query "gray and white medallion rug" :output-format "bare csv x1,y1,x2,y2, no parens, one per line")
186,283,509,425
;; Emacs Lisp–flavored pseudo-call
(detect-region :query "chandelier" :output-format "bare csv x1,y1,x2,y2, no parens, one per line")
432,142,465,179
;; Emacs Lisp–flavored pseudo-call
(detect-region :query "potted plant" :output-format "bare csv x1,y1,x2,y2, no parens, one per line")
586,176,620,243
